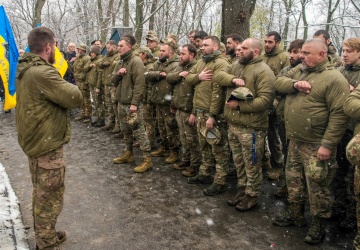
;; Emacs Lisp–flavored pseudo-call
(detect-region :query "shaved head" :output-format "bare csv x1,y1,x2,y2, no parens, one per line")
304,39,328,54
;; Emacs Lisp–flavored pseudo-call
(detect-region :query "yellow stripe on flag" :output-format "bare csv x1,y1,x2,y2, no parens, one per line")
53,47,68,78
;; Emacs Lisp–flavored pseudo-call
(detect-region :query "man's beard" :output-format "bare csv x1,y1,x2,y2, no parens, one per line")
265,46,276,54
159,55,169,63
239,51,253,64
179,59,189,66
48,49,55,64
227,48,235,56
290,58,302,67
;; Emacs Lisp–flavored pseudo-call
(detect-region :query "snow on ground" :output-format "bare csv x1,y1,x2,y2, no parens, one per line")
0,162,29,250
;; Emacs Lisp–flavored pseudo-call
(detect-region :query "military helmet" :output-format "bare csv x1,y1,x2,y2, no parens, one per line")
228,87,254,102
200,126,221,145
146,34,159,44
219,42,226,53
160,37,178,50
77,44,87,52
139,46,153,58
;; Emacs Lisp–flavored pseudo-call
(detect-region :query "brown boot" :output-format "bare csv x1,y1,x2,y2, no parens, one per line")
173,161,190,170
113,151,135,164
235,194,258,211
227,187,246,206
165,151,179,164
100,124,114,131
112,124,121,134
182,166,199,177
134,156,153,173
151,147,170,157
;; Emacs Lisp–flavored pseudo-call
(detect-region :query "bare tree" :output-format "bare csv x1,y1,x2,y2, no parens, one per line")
33,0,46,27
325,0,341,32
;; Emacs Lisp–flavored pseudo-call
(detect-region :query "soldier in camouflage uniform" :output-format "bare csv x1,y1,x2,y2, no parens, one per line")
147,41,180,164
86,46,104,126
263,31,290,180
138,46,156,149
333,38,360,231
274,39,305,198
344,83,360,250
111,36,153,173
215,39,275,210
225,34,242,63
313,30,342,67
69,44,91,122
185,36,230,196
146,31,160,59
16,27,83,249
166,44,201,176
272,39,350,245
335,38,360,249
98,40,119,131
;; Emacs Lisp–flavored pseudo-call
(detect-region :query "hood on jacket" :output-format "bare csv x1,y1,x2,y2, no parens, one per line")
17,53,52,80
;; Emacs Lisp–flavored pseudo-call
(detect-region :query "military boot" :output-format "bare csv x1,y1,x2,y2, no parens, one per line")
83,117,91,123
93,119,105,127
112,123,121,134
100,124,114,131
203,183,226,196
304,216,325,245
173,161,190,170
165,151,179,164
235,194,258,211
182,165,199,177
227,187,246,206
273,203,306,227
134,156,153,173
113,151,135,164
187,174,213,184
151,147,170,157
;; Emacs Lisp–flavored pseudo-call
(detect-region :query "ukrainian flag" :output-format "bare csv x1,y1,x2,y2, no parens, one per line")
0,5,18,110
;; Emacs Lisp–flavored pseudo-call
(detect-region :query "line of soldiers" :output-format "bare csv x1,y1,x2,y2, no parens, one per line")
66,29,360,248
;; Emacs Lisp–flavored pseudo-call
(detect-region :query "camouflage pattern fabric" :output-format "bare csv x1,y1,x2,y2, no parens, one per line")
196,111,229,185
77,81,92,117
286,140,336,218
104,84,115,126
155,105,180,150
118,104,151,156
354,164,360,250
228,124,266,196
29,147,65,249
175,110,201,167
141,103,156,148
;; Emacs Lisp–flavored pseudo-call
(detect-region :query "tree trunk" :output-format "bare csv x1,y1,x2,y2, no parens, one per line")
33,0,46,28
135,0,144,41
326,0,340,32
301,0,308,40
149,0,158,31
221,0,256,42
123,0,129,26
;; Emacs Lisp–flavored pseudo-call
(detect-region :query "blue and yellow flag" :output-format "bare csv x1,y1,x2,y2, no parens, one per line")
53,46,68,78
0,5,18,110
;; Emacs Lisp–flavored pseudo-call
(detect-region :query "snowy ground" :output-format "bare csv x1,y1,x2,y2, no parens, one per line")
0,162,29,250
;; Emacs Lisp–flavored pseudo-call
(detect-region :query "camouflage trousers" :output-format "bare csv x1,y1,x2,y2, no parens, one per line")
228,125,266,196
77,81,91,117
142,103,156,148
286,140,337,218
333,130,355,218
196,111,229,185
28,147,65,249
90,86,105,120
118,104,151,156
175,110,201,167
268,112,284,169
156,105,180,151
104,85,116,126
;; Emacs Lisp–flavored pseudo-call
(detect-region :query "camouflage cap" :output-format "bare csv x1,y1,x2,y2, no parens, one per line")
160,37,178,49
308,160,328,182
77,44,87,52
147,30,157,37
200,126,221,145
228,87,254,102
167,33,178,42
139,46,153,58
146,34,159,43
127,112,138,127
346,134,360,165
219,42,226,53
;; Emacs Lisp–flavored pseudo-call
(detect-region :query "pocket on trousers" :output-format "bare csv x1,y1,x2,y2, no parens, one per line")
308,160,328,182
